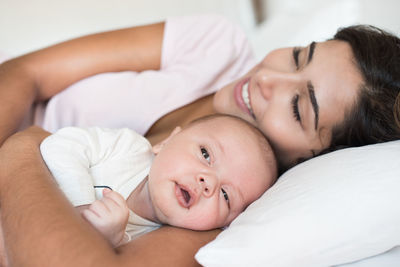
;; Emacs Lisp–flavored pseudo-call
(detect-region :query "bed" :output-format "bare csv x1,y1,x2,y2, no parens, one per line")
1,0,399,266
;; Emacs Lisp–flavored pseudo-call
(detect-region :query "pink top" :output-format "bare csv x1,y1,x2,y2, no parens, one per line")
28,14,256,134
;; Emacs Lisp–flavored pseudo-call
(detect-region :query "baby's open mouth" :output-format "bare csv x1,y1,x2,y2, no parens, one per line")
181,188,191,204
175,183,193,208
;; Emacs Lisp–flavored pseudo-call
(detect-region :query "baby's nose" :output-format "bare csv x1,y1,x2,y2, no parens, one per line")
197,175,217,197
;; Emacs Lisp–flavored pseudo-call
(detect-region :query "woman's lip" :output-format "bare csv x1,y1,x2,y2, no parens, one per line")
174,183,194,209
234,77,252,116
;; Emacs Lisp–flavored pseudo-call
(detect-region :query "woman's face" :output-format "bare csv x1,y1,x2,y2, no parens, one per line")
214,40,363,168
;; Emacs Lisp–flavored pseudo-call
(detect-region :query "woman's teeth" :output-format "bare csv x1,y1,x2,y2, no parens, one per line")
242,81,255,118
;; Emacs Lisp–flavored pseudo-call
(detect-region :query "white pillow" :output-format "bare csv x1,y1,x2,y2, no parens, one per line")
339,246,400,267
195,141,400,267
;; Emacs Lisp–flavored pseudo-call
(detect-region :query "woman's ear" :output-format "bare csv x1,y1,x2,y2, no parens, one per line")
152,126,182,154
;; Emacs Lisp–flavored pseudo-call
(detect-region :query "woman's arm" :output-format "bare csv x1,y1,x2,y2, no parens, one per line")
0,127,220,266
0,22,164,144
117,226,221,267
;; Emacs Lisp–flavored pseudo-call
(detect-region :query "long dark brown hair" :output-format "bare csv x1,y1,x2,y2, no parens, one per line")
328,25,400,151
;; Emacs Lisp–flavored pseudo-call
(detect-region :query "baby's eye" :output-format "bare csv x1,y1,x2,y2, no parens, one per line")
201,147,210,163
221,188,230,207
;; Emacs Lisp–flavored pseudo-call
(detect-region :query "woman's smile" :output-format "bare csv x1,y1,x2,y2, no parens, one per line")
234,77,255,118
242,81,255,119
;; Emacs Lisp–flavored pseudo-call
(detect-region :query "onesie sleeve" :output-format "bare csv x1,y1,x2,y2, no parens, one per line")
40,127,105,206
40,127,151,206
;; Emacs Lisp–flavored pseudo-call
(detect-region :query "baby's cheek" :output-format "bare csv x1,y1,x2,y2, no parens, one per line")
223,206,246,227
181,207,222,230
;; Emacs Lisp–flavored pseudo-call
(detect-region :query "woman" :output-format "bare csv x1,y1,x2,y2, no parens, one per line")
0,15,399,266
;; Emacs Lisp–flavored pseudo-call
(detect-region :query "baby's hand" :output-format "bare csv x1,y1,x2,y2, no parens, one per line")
81,188,129,247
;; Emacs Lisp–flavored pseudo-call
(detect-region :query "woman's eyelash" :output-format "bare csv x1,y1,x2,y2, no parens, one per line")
292,47,301,68
221,188,230,207
292,94,301,122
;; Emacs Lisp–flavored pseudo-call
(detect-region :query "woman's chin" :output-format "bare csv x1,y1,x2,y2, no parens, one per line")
213,89,235,115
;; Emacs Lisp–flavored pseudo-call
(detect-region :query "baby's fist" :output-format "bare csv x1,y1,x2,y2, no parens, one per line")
81,189,129,246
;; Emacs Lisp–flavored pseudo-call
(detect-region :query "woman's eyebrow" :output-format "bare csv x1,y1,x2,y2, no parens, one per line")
307,41,316,65
307,81,319,130
305,41,319,130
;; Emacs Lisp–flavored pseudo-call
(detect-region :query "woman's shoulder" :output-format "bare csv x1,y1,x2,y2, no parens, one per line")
162,13,255,69
168,14,238,28
166,13,238,28
164,14,248,46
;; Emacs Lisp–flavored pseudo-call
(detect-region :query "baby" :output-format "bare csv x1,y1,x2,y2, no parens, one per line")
40,114,277,246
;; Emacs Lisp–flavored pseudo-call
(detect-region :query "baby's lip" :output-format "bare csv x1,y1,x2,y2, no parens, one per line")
175,183,195,208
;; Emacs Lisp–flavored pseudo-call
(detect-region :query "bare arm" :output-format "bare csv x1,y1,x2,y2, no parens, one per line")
117,226,220,267
0,127,220,266
0,21,164,144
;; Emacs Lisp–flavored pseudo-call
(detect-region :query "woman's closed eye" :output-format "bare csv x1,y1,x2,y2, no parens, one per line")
221,188,230,208
292,94,301,122
201,147,211,163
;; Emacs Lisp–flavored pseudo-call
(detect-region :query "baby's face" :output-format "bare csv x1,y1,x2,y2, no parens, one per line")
148,117,276,230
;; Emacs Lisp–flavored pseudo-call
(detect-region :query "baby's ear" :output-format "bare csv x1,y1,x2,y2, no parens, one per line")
152,126,182,154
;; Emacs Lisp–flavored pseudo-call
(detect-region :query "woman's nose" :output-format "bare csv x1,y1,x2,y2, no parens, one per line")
254,69,300,100
197,175,217,198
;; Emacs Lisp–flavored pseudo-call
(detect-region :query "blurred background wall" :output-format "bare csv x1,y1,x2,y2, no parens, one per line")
1,0,399,60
